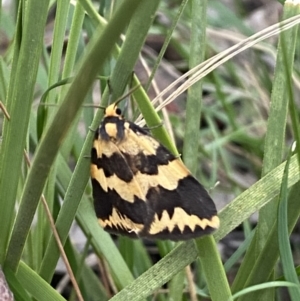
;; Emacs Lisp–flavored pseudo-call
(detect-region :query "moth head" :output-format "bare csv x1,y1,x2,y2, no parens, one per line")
103,84,141,119
104,103,122,118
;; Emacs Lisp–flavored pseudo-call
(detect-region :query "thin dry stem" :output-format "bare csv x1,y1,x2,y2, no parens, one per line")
152,15,300,113
0,101,11,120
23,151,84,301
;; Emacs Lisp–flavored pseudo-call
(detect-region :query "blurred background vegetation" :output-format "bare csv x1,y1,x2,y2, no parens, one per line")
0,0,300,300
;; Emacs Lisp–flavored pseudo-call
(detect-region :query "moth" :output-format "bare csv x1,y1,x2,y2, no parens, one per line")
90,103,219,240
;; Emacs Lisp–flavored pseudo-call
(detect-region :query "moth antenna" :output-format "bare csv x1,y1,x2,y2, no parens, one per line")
83,104,106,109
113,84,141,107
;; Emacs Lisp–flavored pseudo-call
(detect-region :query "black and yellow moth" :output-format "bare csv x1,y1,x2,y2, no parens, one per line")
90,103,219,241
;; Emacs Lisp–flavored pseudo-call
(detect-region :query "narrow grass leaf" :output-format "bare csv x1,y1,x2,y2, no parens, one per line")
233,182,300,301
0,0,50,263
109,241,197,301
144,0,189,91
4,266,32,301
278,148,300,300
16,262,67,301
181,1,231,299
229,281,299,301
76,199,136,290
224,230,255,273
195,236,231,301
168,270,185,301
39,154,134,290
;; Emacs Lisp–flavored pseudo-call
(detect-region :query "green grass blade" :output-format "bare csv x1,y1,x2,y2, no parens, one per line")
168,270,185,301
132,83,179,155
38,154,89,281
39,155,134,287
195,236,231,300
16,262,67,301
233,182,300,300
0,0,50,263
76,199,135,289
182,0,206,173
144,0,189,91
47,0,70,104
0,57,9,100
229,281,299,301
59,3,86,159
277,148,300,300
224,230,255,273
4,266,32,301
108,0,161,101
181,0,231,300
109,241,197,301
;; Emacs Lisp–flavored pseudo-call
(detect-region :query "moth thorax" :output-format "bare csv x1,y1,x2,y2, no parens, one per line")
104,122,122,141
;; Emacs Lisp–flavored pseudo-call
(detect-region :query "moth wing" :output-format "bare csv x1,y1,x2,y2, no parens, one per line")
120,124,219,240
91,121,219,240
91,137,148,237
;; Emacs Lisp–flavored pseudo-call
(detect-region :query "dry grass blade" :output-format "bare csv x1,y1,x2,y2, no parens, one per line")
150,14,300,114
23,151,84,301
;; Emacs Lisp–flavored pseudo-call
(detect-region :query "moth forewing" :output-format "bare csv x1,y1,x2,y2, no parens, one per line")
90,103,219,240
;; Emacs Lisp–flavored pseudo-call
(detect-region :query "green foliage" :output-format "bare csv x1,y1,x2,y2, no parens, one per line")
0,1,299,301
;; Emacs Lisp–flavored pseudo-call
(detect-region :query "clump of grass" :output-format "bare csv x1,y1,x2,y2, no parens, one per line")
0,1,299,301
